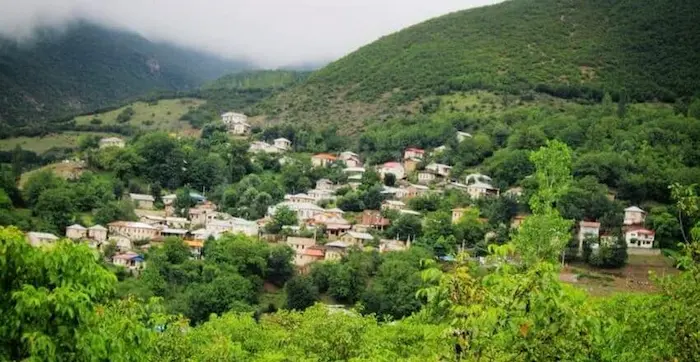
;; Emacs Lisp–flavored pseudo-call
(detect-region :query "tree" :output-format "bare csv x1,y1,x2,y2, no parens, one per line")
34,187,75,233
116,106,135,123
163,237,192,264
513,140,574,264
584,235,627,268
11,145,23,179
265,206,298,234
23,170,63,207
689,97,700,119
188,153,227,191
94,200,137,225
285,275,319,311
267,245,295,287
134,132,185,189
0,228,117,361
186,274,256,324
386,214,422,241
174,188,196,217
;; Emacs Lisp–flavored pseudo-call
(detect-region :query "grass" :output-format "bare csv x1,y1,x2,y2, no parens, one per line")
562,253,678,296
73,98,205,136
0,132,118,153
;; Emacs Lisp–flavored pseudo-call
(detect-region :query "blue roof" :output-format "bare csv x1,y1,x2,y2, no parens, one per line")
132,256,145,262
189,192,206,202
438,255,456,262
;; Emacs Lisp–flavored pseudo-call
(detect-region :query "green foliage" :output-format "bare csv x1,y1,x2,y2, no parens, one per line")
115,107,135,123
265,0,700,130
284,275,319,311
94,200,137,225
584,236,628,268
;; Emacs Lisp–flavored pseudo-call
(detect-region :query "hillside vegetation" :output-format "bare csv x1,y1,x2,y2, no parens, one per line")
259,0,700,130
0,21,248,134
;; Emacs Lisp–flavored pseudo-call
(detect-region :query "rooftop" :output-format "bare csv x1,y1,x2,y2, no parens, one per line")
343,167,366,173
27,231,59,240
108,221,157,230
129,193,155,202
312,153,337,160
88,224,107,230
344,231,374,240
325,241,350,248
67,224,86,230
625,206,645,213
305,248,325,257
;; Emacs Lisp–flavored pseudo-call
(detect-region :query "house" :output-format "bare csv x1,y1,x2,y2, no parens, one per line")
112,252,145,270
286,237,318,266
466,181,500,199
452,208,470,224
205,218,259,237
325,208,345,218
403,157,422,173
342,167,366,176
99,137,125,149
339,231,374,247
382,200,406,211
624,206,646,226
230,121,251,135
307,213,351,240
274,138,292,151
87,225,108,242
361,210,390,230
625,227,655,249
316,178,334,190
140,215,166,226
457,131,472,143
418,170,437,184
301,246,326,268
311,153,337,168
308,188,335,203
425,163,452,177
268,201,325,221
221,111,247,126
249,141,277,153
66,224,87,240
403,148,425,160
325,241,350,261
397,185,428,199
185,240,204,259
285,193,316,204
577,221,601,253
465,173,493,184
161,228,188,238
378,162,405,180
107,221,159,242
109,235,134,251
166,217,190,229
129,193,155,210
339,151,362,168
27,232,59,247
188,202,218,226
379,239,410,253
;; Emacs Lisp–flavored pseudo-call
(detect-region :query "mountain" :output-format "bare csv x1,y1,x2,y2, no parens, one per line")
259,0,700,130
0,21,250,130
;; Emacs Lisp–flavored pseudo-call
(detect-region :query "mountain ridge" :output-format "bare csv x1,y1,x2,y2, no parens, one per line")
0,21,250,132
257,0,700,131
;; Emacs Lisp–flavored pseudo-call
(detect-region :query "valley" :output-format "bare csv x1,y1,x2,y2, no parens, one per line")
1,0,700,360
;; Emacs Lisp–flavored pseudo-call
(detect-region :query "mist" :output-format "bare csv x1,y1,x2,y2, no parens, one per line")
0,0,502,68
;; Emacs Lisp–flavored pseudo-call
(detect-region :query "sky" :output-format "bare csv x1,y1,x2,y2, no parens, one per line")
0,0,502,68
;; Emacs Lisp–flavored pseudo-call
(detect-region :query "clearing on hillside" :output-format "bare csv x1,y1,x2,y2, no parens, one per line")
0,132,119,153
73,98,205,135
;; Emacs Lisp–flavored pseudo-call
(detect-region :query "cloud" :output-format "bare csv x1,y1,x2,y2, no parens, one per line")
0,0,503,68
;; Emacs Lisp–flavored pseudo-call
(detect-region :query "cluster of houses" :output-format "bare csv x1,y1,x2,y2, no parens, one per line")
23,124,663,275
572,206,656,253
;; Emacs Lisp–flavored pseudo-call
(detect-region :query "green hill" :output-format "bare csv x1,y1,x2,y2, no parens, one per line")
260,0,700,130
0,21,250,135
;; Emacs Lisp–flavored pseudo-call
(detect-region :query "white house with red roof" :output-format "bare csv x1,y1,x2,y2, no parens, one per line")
625,227,655,249
378,162,405,180
403,148,425,160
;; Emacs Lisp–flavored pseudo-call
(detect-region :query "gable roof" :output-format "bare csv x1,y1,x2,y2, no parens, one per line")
88,224,107,231
625,206,645,213
343,231,374,240
312,153,337,161
67,224,86,230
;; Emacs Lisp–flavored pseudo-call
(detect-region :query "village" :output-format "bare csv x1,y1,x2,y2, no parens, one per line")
21,110,660,274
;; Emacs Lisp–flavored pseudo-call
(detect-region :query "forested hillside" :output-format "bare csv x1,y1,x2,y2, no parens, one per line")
0,21,249,132
260,0,700,130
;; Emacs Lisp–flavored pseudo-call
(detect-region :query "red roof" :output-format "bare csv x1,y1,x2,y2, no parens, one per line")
312,153,337,161
383,162,402,168
305,247,325,257
627,228,655,235
580,221,601,228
